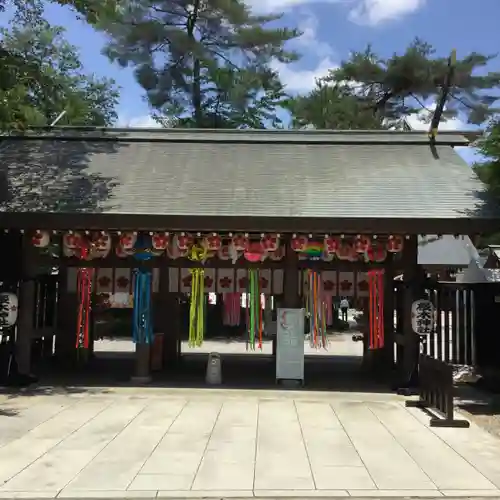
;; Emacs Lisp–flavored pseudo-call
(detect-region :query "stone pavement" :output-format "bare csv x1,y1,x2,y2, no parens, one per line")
1,387,500,499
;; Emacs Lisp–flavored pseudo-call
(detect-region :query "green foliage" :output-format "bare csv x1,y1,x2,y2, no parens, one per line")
0,12,119,129
289,38,500,131
99,0,301,127
285,81,387,130
474,122,500,197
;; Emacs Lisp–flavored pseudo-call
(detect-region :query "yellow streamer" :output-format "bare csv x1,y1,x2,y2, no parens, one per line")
188,244,207,347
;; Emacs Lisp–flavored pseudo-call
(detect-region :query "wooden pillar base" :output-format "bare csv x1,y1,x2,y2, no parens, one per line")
133,342,151,382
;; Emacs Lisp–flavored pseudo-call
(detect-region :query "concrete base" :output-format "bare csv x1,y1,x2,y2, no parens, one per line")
130,375,152,384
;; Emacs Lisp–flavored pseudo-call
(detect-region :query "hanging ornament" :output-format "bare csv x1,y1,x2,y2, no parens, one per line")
152,232,170,251
32,230,50,248
120,232,137,250
177,232,194,251
132,269,153,344
354,235,371,253
231,233,249,251
218,244,231,260
0,292,18,328
247,269,263,350
204,233,222,251
365,243,387,262
260,233,280,252
368,269,384,349
305,270,327,350
324,235,339,256
387,235,404,253
336,242,353,261
291,234,308,252
75,268,93,349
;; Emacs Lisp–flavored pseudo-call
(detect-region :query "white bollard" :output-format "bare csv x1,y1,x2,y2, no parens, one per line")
206,352,222,385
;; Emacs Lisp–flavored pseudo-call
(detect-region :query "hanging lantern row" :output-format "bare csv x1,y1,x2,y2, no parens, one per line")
30,230,285,263
32,230,112,260
291,234,404,262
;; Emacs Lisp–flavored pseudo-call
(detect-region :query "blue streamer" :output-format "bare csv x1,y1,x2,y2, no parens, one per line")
132,268,153,344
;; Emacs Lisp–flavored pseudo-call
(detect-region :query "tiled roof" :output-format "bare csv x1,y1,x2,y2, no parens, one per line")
0,128,494,221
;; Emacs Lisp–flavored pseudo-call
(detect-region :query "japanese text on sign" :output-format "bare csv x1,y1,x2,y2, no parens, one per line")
411,299,435,335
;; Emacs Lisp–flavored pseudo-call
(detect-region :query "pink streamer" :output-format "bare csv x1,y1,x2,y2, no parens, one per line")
223,293,241,326
323,294,333,326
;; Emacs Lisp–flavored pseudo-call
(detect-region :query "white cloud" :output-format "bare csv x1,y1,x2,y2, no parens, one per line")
272,58,335,92
118,115,161,128
246,0,425,25
272,11,337,92
405,103,468,132
348,0,426,25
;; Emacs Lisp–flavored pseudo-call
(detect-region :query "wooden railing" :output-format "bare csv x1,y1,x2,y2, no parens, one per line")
405,354,469,428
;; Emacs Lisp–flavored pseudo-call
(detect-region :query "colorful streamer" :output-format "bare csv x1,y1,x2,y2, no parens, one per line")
305,270,328,349
368,269,385,349
188,268,205,347
75,268,93,349
247,269,263,350
132,269,153,344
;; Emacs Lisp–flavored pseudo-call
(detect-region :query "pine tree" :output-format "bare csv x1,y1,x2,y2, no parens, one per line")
288,38,500,131
99,0,300,127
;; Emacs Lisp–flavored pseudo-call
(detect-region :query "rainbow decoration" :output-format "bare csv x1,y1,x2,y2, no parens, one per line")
298,242,323,258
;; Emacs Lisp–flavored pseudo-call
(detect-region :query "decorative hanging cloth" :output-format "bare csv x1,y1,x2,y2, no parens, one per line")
305,270,328,349
323,294,333,326
247,269,263,350
223,293,241,326
132,269,153,344
76,268,94,349
368,269,385,349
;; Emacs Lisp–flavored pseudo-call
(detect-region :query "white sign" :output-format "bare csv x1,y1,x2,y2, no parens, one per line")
411,299,435,335
0,293,18,328
276,308,305,383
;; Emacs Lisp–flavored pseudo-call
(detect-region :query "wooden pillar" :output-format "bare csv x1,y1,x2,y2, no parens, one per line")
382,257,395,371
155,265,181,369
54,266,78,368
283,244,300,308
399,236,420,389
16,236,36,375
275,242,300,356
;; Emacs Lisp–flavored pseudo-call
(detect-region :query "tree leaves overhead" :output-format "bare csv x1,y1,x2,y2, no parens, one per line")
287,38,500,131
99,0,301,127
0,10,119,129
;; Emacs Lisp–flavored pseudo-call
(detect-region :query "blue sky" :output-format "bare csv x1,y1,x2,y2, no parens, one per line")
13,0,500,161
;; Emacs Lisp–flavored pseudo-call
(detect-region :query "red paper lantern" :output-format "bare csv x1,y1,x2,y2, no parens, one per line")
244,241,265,262
354,235,371,253
365,244,387,262
268,246,285,261
205,233,222,251
387,235,404,253
120,232,137,250
176,232,193,251
218,244,231,260
261,233,280,252
152,232,170,250
32,230,50,248
336,242,353,260
324,236,339,255
232,233,249,251
291,235,308,252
